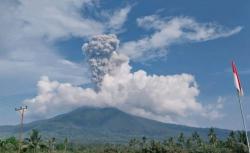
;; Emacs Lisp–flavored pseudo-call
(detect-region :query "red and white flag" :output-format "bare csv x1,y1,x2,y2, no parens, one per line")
231,61,244,96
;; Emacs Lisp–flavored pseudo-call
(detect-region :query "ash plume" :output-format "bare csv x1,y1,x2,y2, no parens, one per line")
82,34,128,88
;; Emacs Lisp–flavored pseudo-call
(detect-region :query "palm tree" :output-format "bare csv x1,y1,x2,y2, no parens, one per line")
63,138,68,153
48,137,56,153
192,131,202,146
236,131,248,153
24,129,44,153
226,131,237,151
208,128,217,146
0,139,6,153
237,131,247,145
177,132,185,148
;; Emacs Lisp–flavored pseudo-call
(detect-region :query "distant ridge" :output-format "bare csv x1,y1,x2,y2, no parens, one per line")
0,107,231,143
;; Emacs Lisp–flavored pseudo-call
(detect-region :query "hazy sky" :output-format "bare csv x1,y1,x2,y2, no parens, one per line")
0,0,249,130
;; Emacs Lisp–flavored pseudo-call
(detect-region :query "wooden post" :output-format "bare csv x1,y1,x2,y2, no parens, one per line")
15,106,28,153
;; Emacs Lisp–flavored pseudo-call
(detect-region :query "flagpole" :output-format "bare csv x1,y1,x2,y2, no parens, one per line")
237,95,250,153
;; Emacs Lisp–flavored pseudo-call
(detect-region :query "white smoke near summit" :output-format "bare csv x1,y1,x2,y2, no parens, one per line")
25,34,222,126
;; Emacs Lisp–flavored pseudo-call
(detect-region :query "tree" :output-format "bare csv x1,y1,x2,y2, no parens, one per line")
236,131,248,153
6,137,18,151
208,128,217,146
226,131,237,151
192,131,202,146
48,137,56,153
23,129,46,153
177,132,185,148
64,138,68,153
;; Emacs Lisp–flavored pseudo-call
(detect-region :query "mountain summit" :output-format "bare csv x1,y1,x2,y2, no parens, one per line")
0,107,229,143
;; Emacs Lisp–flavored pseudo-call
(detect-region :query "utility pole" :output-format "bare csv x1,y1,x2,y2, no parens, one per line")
15,106,28,153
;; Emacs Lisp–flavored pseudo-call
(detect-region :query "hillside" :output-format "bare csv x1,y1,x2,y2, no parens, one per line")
0,107,231,143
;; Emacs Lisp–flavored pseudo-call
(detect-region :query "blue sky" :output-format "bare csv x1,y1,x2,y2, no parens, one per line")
0,0,249,130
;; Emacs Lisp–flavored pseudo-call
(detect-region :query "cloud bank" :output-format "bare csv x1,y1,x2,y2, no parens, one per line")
25,34,223,126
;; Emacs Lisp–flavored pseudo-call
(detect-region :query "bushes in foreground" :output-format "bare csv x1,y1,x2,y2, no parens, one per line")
0,128,249,153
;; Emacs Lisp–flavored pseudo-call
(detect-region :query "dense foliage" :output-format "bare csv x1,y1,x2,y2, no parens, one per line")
0,128,249,153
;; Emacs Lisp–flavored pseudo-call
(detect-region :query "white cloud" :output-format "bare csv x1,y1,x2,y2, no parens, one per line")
25,67,204,126
3,0,104,41
0,0,103,97
25,35,223,126
25,60,223,126
202,96,225,120
107,6,131,31
120,15,242,60
0,0,132,97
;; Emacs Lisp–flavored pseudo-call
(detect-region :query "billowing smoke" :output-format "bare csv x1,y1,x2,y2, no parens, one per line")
82,34,128,88
24,34,223,126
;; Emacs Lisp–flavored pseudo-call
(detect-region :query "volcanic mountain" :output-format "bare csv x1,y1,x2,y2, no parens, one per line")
0,107,230,143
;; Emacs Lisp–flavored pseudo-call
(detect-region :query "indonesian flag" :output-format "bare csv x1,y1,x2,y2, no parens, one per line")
231,61,244,96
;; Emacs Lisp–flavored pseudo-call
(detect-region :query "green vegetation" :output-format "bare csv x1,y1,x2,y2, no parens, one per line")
0,128,249,153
